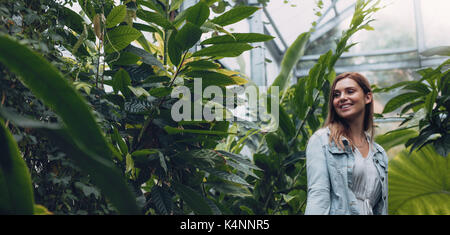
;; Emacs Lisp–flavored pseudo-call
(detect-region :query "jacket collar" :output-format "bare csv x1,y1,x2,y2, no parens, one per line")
324,126,382,155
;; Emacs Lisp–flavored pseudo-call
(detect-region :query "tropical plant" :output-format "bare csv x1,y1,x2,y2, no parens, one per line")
0,0,275,214
375,46,449,157
388,145,450,215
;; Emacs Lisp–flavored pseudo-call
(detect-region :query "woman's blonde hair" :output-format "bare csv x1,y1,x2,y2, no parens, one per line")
324,72,374,150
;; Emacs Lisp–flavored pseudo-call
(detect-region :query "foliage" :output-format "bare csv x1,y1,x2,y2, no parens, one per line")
0,0,273,214
388,145,450,215
219,0,383,215
0,0,118,214
0,117,34,214
375,47,449,157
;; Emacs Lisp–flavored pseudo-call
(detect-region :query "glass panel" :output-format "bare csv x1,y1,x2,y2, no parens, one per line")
420,0,450,48
264,0,319,46
345,0,416,53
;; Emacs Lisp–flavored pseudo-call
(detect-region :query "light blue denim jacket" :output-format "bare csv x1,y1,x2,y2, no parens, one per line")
305,127,389,215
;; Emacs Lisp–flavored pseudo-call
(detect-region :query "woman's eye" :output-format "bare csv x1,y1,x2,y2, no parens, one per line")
333,93,340,97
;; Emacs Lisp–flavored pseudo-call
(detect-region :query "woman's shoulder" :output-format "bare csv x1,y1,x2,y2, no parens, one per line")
311,127,330,138
373,141,389,162
308,127,330,145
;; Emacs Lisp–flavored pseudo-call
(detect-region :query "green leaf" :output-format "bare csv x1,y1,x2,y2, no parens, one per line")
268,32,310,97
424,90,437,114
175,22,203,51
107,52,141,66
374,129,419,152
383,92,422,113
105,26,142,53
205,169,250,186
59,7,95,41
125,45,165,70
169,0,184,11
106,5,127,28
173,182,213,215
389,145,450,214
113,126,128,155
192,43,253,57
133,23,158,33
278,104,295,139
128,86,151,98
186,1,210,26
112,68,132,96
0,34,140,214
216,150,262,171
201,33,274,45
151,185,173,214
185,60,220,70
33,204,52,215
149,87,172,97
185,70,248,87
137,0,165,14
0,118,34,214
136,9,173,29
210,6,259,26
168,30,182,66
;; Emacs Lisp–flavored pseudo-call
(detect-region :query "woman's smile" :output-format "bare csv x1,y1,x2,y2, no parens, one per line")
332,78,371,121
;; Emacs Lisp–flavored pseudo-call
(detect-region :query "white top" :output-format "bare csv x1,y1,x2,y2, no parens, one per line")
351,141,382,215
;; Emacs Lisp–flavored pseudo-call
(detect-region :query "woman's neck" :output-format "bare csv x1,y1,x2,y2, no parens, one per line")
347,114,365,140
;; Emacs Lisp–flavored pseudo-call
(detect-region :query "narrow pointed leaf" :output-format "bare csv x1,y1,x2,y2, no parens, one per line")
210,6,259,26
201,33,274,45
192,43,253,57
0,119,34,214
383,92,422,113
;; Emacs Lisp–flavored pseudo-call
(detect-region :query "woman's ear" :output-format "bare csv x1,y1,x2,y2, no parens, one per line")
365,92,373,104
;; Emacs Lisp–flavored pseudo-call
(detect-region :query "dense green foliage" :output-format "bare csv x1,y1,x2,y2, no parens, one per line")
0,0,448,215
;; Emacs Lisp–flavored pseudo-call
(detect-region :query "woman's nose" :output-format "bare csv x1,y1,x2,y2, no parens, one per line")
338,94,347,102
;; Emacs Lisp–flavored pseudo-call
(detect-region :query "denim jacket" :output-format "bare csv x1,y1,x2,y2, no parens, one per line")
304,127,388,215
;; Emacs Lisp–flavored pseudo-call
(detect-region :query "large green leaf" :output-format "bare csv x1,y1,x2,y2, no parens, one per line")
112,68,132,97
185,70,248,87
389,145,450,215
186,1,210,26
0,118,34,214
125,45,165,70
105,26,142,53
173,182,213,215
136,9,173,29
268,32,310,97
192,43,253,57
0,34,140,214
201,33,274,45
383,92,423,113
210,6,259,26
375,129,419,152
175,22,203,51
106,5,127,28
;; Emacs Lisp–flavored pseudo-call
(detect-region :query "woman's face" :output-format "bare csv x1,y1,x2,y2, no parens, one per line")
332,78,372,121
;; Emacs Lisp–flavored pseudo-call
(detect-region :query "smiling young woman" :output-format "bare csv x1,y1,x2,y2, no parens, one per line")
304,72,389,215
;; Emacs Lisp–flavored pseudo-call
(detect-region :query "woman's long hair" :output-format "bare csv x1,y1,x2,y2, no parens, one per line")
324,72,374,150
